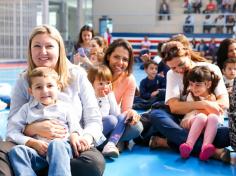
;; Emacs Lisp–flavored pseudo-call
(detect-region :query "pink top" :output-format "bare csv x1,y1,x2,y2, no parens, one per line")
112,73,136,113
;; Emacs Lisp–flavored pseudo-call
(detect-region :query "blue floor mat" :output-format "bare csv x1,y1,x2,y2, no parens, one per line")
104,145,234,176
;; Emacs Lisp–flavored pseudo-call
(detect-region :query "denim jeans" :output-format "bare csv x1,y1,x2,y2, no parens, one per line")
102,115,143,143
149,108,230,154
8,139,72,176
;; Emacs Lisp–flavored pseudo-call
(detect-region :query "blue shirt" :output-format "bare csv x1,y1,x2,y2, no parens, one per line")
139,75,166,100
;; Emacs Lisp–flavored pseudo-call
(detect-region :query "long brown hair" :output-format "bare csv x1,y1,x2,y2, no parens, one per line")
161,41,206,64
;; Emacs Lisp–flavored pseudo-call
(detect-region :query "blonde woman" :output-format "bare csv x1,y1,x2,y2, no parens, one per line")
0,25,105,176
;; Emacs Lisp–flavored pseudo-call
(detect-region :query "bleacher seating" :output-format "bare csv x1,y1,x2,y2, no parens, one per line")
112,32,233,58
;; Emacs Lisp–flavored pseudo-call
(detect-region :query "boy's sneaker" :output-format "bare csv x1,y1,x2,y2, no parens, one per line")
102,142,119,158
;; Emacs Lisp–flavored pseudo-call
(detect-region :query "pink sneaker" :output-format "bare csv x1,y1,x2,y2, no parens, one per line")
179,143,193,159
199,144,216,161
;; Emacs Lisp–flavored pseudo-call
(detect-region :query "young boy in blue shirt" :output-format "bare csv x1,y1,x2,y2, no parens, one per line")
133,60,166,110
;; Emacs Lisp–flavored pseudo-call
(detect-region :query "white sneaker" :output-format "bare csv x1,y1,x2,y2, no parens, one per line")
0,100,7,111
102,142,119,158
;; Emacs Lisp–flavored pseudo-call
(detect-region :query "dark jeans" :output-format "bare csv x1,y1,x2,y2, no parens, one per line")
0,141,105,176
149,108,230,155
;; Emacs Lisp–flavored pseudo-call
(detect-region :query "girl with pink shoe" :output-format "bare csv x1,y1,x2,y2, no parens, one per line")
180,66,224,161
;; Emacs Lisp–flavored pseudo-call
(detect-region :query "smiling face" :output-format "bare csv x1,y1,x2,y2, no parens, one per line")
228,43,236,59
90,39,103,54
188,81,211,98
166,56,192,74
31,33,59,69
29,76,59,106
82,30,93,46
107,46,130,78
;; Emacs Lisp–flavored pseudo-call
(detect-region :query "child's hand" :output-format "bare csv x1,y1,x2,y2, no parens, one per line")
103,83,112,95
73,53,90,65
158,71,165,78
70,133,91,157
140,53,151,62
151,90,159,97
26,139,48,156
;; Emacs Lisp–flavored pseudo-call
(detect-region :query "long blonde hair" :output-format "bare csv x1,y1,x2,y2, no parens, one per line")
27,24,70,90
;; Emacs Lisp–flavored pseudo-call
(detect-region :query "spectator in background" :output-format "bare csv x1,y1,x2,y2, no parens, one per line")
226,15,235,34
158,0,171,20
89,36,108,65
104,28,112,45
203,14,214,33
183,14,194,33
197,39,208,57
73,25,94,58
206,38,218,63
215,15,225,33
190,38,198,51
140,36,151,56
233,0,236,12
192,0,202,13
203,0,217,13
217,38,236,71
221,0,232,13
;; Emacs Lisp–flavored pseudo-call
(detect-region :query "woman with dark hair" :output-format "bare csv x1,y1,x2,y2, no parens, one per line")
74,25,94,57
148,41,230,161
217,38,236,71
103,39,143,146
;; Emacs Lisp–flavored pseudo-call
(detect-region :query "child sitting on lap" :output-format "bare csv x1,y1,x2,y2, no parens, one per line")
7,67,86,176
179,66,224,161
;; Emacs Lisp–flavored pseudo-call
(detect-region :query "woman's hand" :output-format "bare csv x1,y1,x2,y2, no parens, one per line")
24,119,67,139
70,133,91,157
202,100,224,115
124,109,141,126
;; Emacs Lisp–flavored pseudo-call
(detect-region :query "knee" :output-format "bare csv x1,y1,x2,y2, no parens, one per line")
195,113,207,125
8,145,26,158
128,121,144,137
207,114,219,124
48,139,65,150
71,148,105,176
105,115,118,129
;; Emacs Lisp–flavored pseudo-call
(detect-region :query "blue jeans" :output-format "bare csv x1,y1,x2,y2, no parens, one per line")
8,139,72,176
149,108,230,154
102,115,143,143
